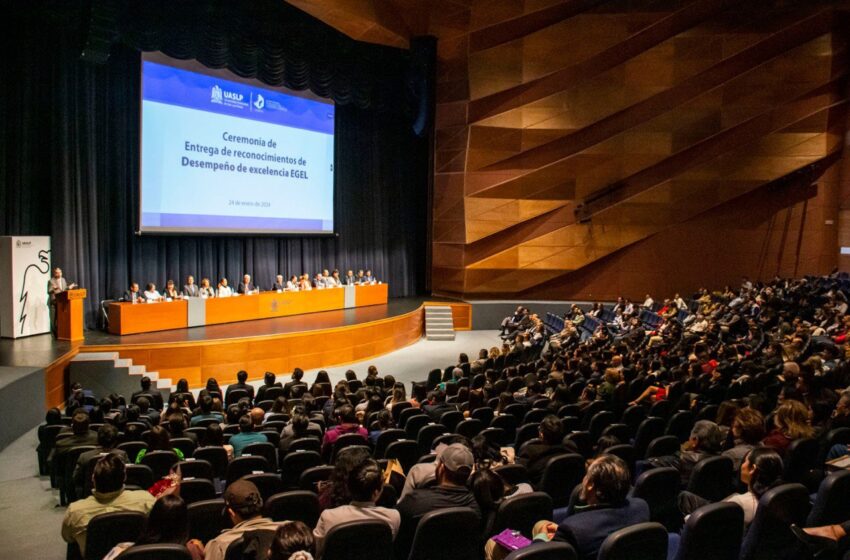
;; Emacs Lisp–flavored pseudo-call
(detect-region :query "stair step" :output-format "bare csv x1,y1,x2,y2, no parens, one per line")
72,352,120,361
427,333,456,341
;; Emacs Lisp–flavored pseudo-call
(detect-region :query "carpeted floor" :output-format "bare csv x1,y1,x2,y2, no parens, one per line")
0,330,501,560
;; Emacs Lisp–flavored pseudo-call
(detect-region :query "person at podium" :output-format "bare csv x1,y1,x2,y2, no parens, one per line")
163,279,180,300
199,278,215,298
272,274,285,292
143,283,163,302
217,277,233,298
286,275,299,291
183,275,200,298
123,282,146,303
48,267,77,334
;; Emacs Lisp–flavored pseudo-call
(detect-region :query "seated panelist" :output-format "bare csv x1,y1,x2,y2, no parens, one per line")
183,275,200,298
313,273,325,289
199,278,215,298
217,278,233,298
236,274,256,295
272,274,285,292
143,283,162,302
299,274,312,291
123,282,146,303
163,279,180,300
286,275,299,291
344,270,356,285
364,269,376,284
356,270,366,284
326,269,342,287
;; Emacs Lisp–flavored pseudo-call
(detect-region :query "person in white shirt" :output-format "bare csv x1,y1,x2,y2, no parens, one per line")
199,278,215,298
313,273,325,289
674,293,687,311
642,295,654,308
217,278,233,298
286,275,299,291
313,459,400,557
143,283,162,302
325,269,341,287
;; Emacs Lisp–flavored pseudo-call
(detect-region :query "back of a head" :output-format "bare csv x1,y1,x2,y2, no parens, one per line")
585,454,630,505
205,423,224,446
137,396,151,412
238,414,254,433
348,459,383,502
539,415,563,445
141,376,151,390
93,454,126,494
690,420,722,453
138,494,189,545
237,370,248,384
250,407,265,427
469,468,506,512
199,394,213,414
97,423,120,449
290,413,309,436
72,410,90,435
733,407,766,445
167,414,185,435
149,425,172,450
747,447,784,498
224,479,264,520
270,521,315,560
264,371,275,386
292,368,304,382
336,404,357,424
345,369,357,381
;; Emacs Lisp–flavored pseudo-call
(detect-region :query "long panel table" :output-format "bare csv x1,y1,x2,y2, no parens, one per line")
108,283,388,335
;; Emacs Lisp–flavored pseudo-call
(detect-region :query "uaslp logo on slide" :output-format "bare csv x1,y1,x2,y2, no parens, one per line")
211,84,247,108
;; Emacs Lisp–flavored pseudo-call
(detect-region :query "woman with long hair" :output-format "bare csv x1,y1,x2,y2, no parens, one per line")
103,495,204,559
762,399,814,456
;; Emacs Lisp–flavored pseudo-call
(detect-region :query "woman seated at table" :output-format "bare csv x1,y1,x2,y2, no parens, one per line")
286,275,300,291
299,274,312,291
199,278,215,298
163,279,180,300
216,277,233,298
144,283,163,302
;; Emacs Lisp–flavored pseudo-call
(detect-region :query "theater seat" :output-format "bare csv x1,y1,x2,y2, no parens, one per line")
807,469,850,526
84,511,145,560
504,541,577,560
670,502,743,560
264,490,320,527
188,499,230,544
406,507,480,560
739,483,810,560
489,492,553,539
597,522,667,560
117,544,193,560
322,520,393,560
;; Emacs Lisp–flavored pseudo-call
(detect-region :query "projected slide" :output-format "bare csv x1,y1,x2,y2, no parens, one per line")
140,54,335,234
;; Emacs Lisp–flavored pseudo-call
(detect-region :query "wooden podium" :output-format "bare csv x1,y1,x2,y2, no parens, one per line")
56,289,86,341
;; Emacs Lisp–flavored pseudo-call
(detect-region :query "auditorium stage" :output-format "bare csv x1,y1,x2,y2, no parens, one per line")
0,297,471,410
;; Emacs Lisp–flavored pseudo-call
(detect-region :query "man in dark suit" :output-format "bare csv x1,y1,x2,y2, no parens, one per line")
283,368,307,398
48,410,98,469
271,275,285,292
518,414,571,486
225,370,255,404
131,376,163,410
550,455,650,560
422,390,458,423
122,282,145,303
344,270,356,285
183,275,200,298
255,371,283,402
236,274,256,294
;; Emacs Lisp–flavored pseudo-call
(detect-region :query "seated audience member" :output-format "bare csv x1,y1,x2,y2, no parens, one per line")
280,412,310,455
256,371,283,403
123,281,146,303
49,410,98,467
368,410,394,446
163,279,180,300
37,407,64,469
136,397,161,425
398,436,472,500
226,369,256,402
190,394,224,426
61,455,156,556
199,277,215,298
534,455,648,560
173,378,196,409
282,406,322,438
319,447,371,510
167,413,197,445
205,480,284,560
183,275,200,298
269,521,316,560
73,424,128,492
143,282,162,301
230,414,268,457
103,495,204,560
136,425,185,463
422,389,458,422
132,375,163,410
321,404,368,459
647,420,723,486
237,273,256,294
203,422,234,461
762,399,814,456
217,277,233,297
344,270,356,285
313,459,401,556
284,368,307,398
286,275,300,291
272,274,285,291
678,447,783,529
396,443,481,558
722,407,766,472
518,415,572,487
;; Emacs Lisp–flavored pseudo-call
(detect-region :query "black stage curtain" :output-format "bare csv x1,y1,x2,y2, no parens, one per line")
1,7,428,327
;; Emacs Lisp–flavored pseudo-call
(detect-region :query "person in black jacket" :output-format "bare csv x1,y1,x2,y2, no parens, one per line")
225,370,255,404
518,415,573,487
255,372,283,403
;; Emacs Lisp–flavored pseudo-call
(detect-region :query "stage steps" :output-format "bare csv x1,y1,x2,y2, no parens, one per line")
425,306,455,341
70,352,172,405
